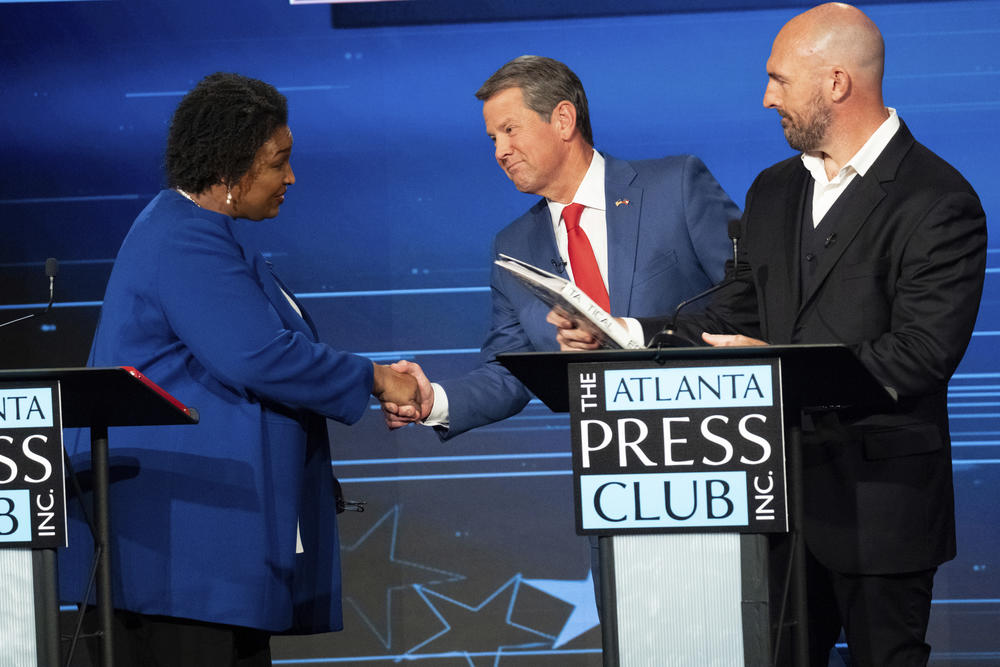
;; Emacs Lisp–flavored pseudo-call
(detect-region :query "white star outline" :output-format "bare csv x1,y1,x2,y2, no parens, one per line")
522,571,600,648
407,574,552,666
405,571,600,664
340,505,465,649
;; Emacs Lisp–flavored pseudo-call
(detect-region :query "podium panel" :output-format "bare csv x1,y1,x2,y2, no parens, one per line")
0,549,37,667
499,345,893,666
612,533,743,666
0,367,197,667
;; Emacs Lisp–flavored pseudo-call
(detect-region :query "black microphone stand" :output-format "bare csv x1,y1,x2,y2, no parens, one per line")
0,258,59,329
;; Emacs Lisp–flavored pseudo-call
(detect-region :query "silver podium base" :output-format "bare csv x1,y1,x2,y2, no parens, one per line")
602,533,770,666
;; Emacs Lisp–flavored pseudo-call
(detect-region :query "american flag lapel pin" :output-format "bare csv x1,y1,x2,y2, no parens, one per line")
614,199,630,207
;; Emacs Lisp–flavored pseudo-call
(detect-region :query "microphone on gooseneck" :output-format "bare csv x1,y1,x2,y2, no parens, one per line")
728,218,741,267
44,257,59,310
647,221,742,348
0,258,59,329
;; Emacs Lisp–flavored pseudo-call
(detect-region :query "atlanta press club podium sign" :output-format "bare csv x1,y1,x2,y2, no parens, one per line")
0,381,66,548
568,357,788,664
569,358,788,535
0,380,66,667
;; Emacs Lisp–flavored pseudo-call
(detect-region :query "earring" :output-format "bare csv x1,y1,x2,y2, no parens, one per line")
226,189,233,206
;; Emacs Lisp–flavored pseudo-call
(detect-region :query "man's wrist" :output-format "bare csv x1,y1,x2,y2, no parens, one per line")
422,382,450,428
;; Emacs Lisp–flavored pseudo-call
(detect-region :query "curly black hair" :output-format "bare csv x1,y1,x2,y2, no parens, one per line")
165,72,288,194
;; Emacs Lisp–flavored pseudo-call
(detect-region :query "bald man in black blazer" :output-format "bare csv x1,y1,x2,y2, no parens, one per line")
551,4,987,665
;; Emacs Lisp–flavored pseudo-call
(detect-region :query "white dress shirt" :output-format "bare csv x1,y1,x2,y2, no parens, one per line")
425,150,630,427
801,108,900,224
548,151,609,291
631,108,903,344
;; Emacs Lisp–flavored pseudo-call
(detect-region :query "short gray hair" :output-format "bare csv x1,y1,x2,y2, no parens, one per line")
476,55,593,146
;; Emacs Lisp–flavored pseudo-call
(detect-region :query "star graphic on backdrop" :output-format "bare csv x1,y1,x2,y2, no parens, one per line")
522,571,600,647
340,505,464,649
407,574,554,666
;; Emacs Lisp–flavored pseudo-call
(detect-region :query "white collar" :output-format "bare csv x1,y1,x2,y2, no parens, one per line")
548,149,605,223
801,108,900,185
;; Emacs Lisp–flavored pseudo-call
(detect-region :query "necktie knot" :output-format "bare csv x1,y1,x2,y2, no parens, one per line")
562,202,585,231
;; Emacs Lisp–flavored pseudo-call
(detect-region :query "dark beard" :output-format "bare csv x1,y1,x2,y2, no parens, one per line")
782,94,831,152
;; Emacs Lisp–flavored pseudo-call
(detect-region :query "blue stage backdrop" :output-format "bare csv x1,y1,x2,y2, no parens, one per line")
1,1,997,664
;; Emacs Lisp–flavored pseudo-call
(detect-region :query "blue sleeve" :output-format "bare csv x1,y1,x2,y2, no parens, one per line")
436,237,536,439
681,155,741,285
154,217,374,425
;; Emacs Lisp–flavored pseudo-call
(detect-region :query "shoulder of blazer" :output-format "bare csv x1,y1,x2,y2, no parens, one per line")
868,120,917,185
495,197,550,247
875,121,979,199
758,153,805,183
602,152,639,188
745,153,807,212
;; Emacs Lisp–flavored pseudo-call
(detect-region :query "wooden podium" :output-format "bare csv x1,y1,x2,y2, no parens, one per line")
0,367,197,667
500,344,892,666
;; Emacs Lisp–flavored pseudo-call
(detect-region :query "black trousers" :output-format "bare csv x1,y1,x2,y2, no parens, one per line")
70,608,272,667
772,537,936,667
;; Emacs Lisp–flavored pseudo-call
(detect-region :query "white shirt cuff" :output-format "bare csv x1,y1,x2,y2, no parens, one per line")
622,317,646,345
423,382,450,428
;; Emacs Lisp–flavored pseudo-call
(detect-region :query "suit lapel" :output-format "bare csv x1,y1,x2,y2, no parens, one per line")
797,178,883,315
519,199,562,273
264,259,320,340
603,155,642,314
230,220,319,340
796,123,913,318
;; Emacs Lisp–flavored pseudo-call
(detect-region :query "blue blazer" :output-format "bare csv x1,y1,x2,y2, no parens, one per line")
438,154,740,438
58,190,374,633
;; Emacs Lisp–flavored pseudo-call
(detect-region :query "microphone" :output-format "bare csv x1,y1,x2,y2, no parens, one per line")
729,218,741,266
550,258,567,274
45,257,58,306
0,258,59,329
647,221,741,348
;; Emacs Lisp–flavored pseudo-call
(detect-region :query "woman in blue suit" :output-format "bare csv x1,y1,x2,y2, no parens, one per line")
59,72,419,666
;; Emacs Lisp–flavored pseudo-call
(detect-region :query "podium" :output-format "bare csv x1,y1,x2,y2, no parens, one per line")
0,367,198,667
500,344,893,665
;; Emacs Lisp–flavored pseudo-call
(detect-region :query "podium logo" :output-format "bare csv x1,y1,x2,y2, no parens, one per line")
579,471,749,529
603,365,772,411
0,388,53,428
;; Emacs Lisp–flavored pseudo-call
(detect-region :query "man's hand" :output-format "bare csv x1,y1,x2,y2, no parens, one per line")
371,362,421,423
547,308,619,351
701,332,767,347
380,360,434,429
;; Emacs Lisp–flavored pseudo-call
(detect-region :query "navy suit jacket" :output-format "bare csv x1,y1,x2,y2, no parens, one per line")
438,153,739,438
647,123,987,574
59,190,374,633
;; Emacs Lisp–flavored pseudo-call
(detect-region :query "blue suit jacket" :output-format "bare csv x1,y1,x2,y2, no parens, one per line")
58,190,374,633
438,154,739,438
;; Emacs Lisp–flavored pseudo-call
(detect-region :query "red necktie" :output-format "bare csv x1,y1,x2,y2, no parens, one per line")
562,203,610,312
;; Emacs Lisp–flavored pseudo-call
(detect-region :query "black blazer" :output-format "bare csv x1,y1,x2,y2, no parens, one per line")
645,122,987,574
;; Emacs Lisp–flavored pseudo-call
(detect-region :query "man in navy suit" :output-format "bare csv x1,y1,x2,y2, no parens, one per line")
553,5,987,664
384,55,739,436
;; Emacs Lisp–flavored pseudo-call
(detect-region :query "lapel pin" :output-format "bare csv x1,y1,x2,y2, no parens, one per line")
614,199,630,207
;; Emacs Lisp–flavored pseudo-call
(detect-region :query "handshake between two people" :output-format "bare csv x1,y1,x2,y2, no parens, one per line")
373,360,434,430
373,309,768,431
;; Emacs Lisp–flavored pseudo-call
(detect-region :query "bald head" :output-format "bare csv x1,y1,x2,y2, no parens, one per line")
778,3,884,90
763,3,889,162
